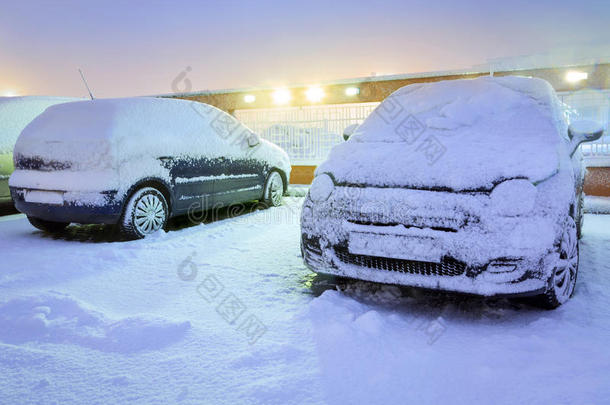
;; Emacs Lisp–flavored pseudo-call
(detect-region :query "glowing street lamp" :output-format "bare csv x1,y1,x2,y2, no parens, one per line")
244,94,256,103
272,88,291,104
345,87,360,96
1,90,18,97
565,71,588,83
305,86,325,102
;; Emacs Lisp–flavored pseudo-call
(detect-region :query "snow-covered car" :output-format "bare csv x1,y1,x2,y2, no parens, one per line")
0,96,79,206
9,98,291,238
301,76,604,308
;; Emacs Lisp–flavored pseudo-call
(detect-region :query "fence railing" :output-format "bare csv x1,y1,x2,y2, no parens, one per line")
235,103,379,165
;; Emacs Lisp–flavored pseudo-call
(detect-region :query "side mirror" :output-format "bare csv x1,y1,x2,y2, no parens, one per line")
247,132,260,147
343,123,359,141
568,120,604,156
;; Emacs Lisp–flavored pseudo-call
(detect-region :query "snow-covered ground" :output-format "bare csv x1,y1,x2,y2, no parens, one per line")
0,198,609,405
585,195,610,214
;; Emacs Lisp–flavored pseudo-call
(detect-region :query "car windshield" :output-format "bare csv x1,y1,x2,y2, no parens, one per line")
352,76,565,146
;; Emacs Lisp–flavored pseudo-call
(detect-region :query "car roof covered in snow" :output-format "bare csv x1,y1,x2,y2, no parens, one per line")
15,97,254,161
14,97,290,178
318,76,568,191
19,97,231,142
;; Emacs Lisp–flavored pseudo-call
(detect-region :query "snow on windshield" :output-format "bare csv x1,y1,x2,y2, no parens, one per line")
353,76,566,144
318,76,567,190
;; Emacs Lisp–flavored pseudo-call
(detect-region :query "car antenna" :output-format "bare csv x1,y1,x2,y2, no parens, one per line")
78,68,95,100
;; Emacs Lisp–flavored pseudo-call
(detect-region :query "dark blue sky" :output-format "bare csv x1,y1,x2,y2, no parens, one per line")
1,0,608,97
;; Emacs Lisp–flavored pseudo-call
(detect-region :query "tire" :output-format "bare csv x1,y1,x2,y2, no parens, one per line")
120,187,169,239
262,171,284,207
27,216,69,233
576,196,584,239
536,216,579,309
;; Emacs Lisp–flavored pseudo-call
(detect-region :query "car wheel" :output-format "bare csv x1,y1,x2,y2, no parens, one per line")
537,216,578,309
27,216,69,233
263,171,284,207
120,187,169,239
577,196,584,239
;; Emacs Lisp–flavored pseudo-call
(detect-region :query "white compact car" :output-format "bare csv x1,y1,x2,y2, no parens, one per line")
301,76,603,308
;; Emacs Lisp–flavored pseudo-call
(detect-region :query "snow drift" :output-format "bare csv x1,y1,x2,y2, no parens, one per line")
0,293,190,353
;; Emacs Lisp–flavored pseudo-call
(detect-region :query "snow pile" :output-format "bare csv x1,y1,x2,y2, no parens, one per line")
286,184,310,197
0,293,190,353
585,195,610,214
0,96,80,154
318,76,567,191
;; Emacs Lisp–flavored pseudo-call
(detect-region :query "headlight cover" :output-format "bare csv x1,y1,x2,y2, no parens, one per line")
490,179,537,216
309,173,334,202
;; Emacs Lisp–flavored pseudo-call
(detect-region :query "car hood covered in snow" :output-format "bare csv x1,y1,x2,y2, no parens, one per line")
317,76,567,191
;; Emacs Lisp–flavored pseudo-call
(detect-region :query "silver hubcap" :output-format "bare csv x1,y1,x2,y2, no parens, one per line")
134,194,165,234
554,217,578,302
268,173,283,206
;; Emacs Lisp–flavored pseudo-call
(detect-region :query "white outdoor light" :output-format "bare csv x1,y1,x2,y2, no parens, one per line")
272,88,291,104
565,71,588,83
305,86,325,102
1,90,18,97
244,94,256,103
345,86,360,96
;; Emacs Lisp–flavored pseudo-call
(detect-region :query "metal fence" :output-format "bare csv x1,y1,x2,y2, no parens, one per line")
235,102,379,165
236,90,610,166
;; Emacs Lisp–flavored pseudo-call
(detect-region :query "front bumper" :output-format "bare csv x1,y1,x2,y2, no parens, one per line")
301,235,549,297
10,187,122,224
301,186,558,297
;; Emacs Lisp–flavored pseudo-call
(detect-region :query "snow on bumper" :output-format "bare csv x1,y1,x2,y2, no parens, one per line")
301,186,557,296
9,169,120,193
9,169,122,224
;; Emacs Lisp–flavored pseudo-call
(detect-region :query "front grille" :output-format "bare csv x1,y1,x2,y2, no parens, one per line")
334,246,466,277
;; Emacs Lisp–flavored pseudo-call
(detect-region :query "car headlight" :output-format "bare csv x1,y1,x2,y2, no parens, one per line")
309,173,334,202
490,179,537,216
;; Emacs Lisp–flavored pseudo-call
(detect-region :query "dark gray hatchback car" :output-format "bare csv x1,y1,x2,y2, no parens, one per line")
10,97,291,238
